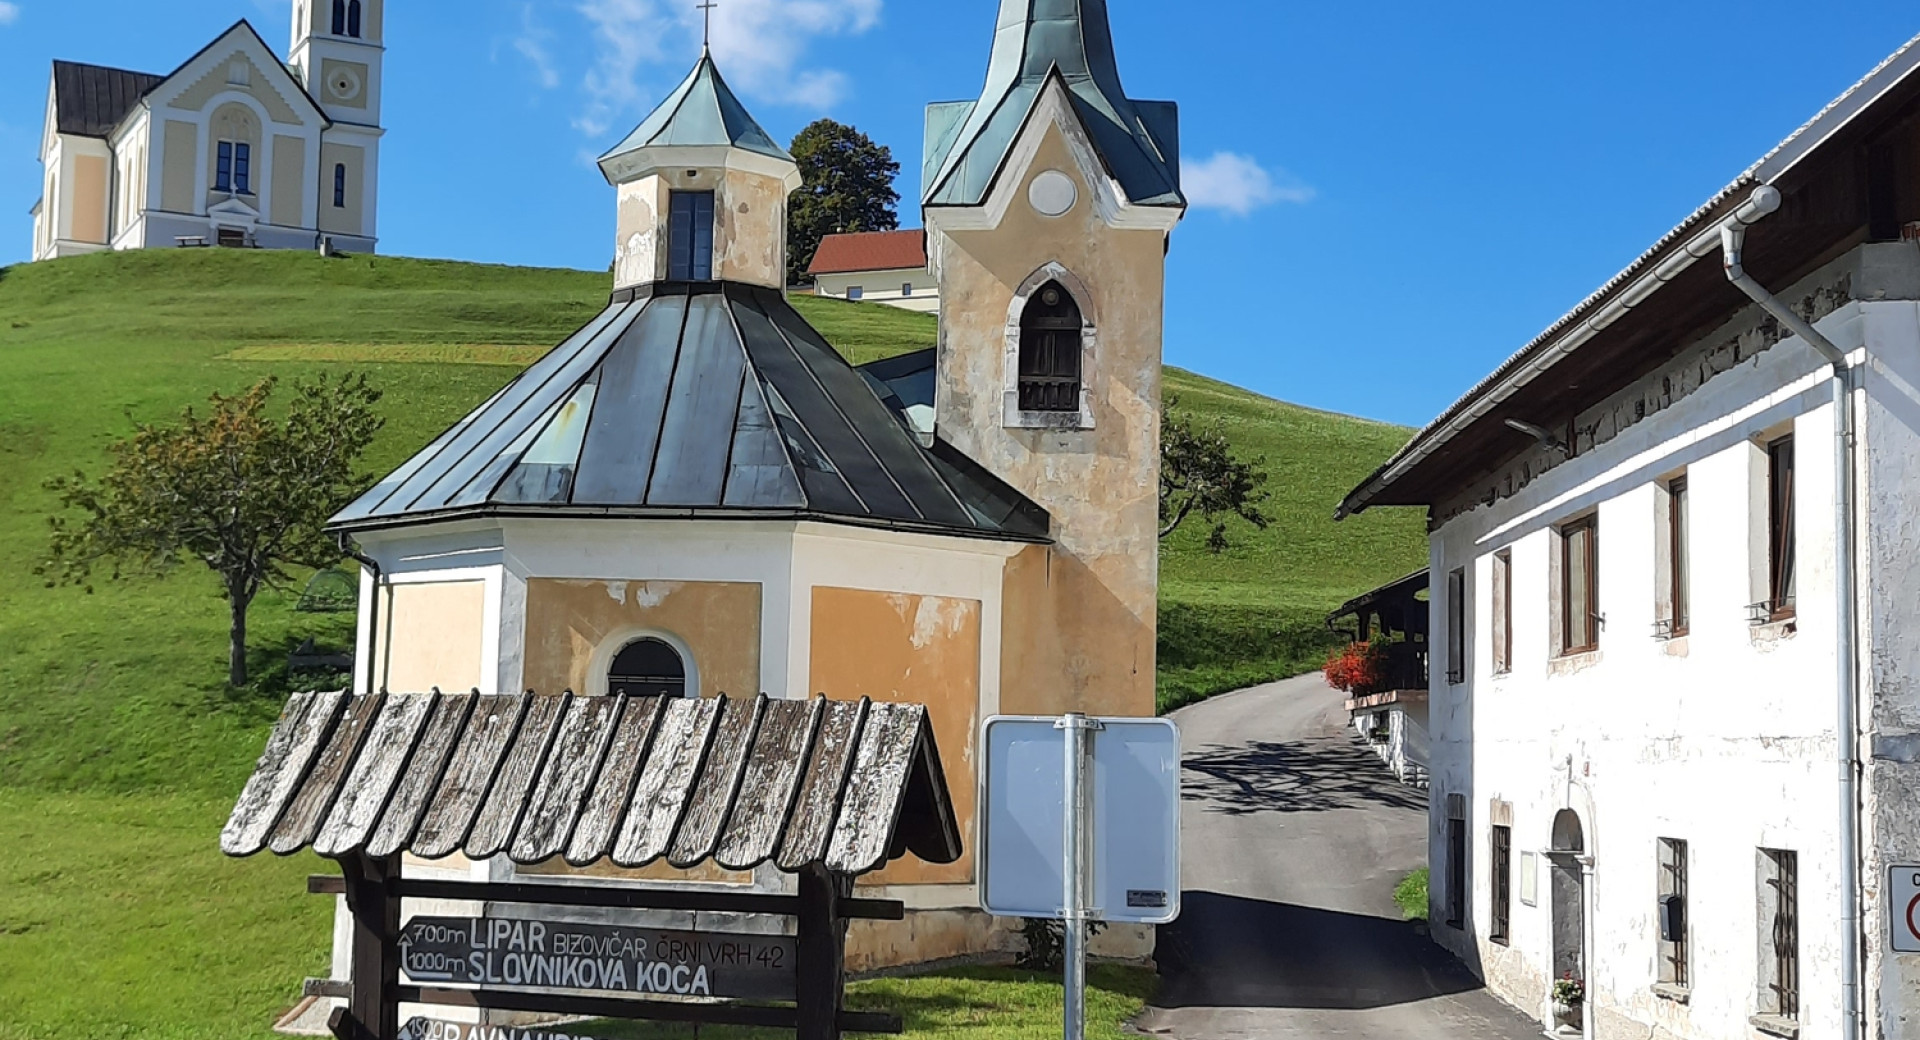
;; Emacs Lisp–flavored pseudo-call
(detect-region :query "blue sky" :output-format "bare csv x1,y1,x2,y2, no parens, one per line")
1,1,1916,427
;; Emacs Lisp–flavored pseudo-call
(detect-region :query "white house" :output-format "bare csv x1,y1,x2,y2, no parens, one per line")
807,229,938,313
31,2,383,261
1340,32,1920,1040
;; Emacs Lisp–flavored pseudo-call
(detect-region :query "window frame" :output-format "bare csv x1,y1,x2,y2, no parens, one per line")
1446,566,1467,684
1490,824,1512,945
1760,848,1799,1020
1766,436,1797,622
1658,837,1689,987
1016,281,1085,415
1559,515,1600,656
1491,550,1513,675
1668,477,1691,637
666,190,716,281
332,163,347,208
1445,814,1467,929
846,286,864,301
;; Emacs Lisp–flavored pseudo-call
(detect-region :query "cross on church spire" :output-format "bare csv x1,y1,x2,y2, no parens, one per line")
698,0,718,50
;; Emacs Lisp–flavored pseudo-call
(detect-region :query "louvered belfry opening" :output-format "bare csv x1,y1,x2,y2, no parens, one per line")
1017,281,1083,413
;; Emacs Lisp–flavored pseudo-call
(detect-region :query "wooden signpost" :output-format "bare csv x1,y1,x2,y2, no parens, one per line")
223,691,964,1040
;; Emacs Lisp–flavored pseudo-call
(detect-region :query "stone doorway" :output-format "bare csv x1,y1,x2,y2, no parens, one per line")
1548,808,1587,1035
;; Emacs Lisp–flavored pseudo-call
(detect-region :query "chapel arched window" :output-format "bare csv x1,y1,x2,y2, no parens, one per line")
346,0,362,38
333,164,347,208
608,638,688,698
330,0,346,35
1017,281,1083,413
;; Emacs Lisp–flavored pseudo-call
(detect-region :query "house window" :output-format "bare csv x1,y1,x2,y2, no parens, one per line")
1490,824,1512,945
215,141,252,194
1662,477,1690,638
1445,807,1467,929
1446,567,1466,684
1017,281,1084,413
608,638,688,699
667,191,715,281
902,282,914,297
1559,516,1599,655
1658,838,1689,987
1492,550,1513,675
333,164,347,208
846,286,864,301
1765,437,1796,621
1759,848,1799,1021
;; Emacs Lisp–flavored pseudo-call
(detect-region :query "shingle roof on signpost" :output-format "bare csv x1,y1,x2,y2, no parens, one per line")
221,691,962,876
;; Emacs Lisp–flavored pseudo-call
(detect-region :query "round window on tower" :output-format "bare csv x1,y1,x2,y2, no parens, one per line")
328,67,363,102
1028,170,1078,218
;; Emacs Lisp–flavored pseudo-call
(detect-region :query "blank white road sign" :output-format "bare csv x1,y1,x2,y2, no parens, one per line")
979,716,1181,925
1892,866,1920,952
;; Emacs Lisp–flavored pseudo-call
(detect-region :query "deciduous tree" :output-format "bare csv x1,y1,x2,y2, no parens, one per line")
1160,401,1270,551
787,119,901,285
39,375,385,687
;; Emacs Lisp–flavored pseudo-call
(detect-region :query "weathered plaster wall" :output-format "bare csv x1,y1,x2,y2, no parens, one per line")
613,167,789,291
809,587,981,886
68,153,107,244
270,135,305,227
1421,248,1920,1039
160,120,197,213
520,578,760,699
376,580,487,693
317,141,365,235
933,121,1165,719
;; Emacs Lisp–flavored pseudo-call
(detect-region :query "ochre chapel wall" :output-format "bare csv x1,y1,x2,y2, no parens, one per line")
520,578,760,699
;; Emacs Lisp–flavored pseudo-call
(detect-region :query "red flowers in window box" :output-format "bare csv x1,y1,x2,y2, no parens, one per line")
1324,641,1388,696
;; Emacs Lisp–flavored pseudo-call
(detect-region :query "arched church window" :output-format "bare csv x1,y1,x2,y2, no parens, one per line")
333,164,347,208
330,0,346,35
347,0,362,38
1017,281,1083,412
608,638,688,698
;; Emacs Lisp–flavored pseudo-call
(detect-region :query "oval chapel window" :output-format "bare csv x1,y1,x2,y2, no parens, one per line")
608,638,688,698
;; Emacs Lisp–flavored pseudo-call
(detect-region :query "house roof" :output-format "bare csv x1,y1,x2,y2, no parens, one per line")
599,51,792,178
1339,31,1920,519
220,691,963,876
329,282,1050,542
923,0,1182,209
808,230,928,276
50,61,165,137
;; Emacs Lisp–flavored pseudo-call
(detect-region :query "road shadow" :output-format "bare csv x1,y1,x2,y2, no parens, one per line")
1182,734,1427,816
1155,891,1484,1011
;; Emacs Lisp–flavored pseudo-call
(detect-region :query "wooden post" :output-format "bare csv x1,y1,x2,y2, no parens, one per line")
330,853,402,1040
795,862,850,1040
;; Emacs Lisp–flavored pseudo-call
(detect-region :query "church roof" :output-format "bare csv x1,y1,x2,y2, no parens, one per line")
599,52,792,176
923,0,1183,209
330,283,1050,542
50,61,165,137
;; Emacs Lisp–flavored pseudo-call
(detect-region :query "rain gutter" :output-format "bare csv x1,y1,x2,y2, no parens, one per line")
335,533,385,695
1721,225,1865,1040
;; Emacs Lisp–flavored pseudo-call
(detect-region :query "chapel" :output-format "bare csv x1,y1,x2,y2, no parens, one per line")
31,0,383,260
327,0,1183,971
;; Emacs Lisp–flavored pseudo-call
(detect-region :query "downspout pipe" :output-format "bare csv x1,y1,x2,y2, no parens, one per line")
1723,222,1864,1040
335,533,383,696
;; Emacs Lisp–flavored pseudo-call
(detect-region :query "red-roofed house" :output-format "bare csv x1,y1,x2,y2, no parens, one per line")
807,228,937,313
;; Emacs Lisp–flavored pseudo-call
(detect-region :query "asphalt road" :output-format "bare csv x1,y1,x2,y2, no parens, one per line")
1136,674,1541,1040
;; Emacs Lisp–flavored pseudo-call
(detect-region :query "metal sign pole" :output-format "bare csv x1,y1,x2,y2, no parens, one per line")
1058,713,1101,1040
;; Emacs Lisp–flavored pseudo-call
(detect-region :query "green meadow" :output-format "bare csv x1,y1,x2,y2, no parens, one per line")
0,249,1423,1037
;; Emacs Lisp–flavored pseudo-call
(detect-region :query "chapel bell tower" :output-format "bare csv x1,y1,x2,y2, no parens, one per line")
598,52,804,292
923,0,1185,717
289,0,384,244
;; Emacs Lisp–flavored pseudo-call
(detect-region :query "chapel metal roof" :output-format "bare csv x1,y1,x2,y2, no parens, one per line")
221,691,962,875
598,51,792,176
51,61,165,137
329,282,1049,542
923,0,1183,209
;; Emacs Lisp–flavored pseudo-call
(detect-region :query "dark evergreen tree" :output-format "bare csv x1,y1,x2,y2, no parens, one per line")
787,119,901,285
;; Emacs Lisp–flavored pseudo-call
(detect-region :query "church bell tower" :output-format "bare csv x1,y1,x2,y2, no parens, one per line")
924,0,1185,717
290,0,384,246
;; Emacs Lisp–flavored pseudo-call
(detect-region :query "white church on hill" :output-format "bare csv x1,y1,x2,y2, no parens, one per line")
30,0,383,261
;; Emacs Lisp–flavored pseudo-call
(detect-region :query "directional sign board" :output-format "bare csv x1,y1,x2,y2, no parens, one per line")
398,916,795,1001
401,1018,609,1040
1893,866,1920,952
979,716,1180,925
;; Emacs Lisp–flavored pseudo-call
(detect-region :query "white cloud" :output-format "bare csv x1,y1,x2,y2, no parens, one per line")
573,0,880,136
0,3,21,25
513,5,561,90
1183,152,1314,216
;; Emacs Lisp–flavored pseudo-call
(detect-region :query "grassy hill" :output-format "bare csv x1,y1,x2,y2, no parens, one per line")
0,249,1423,1038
